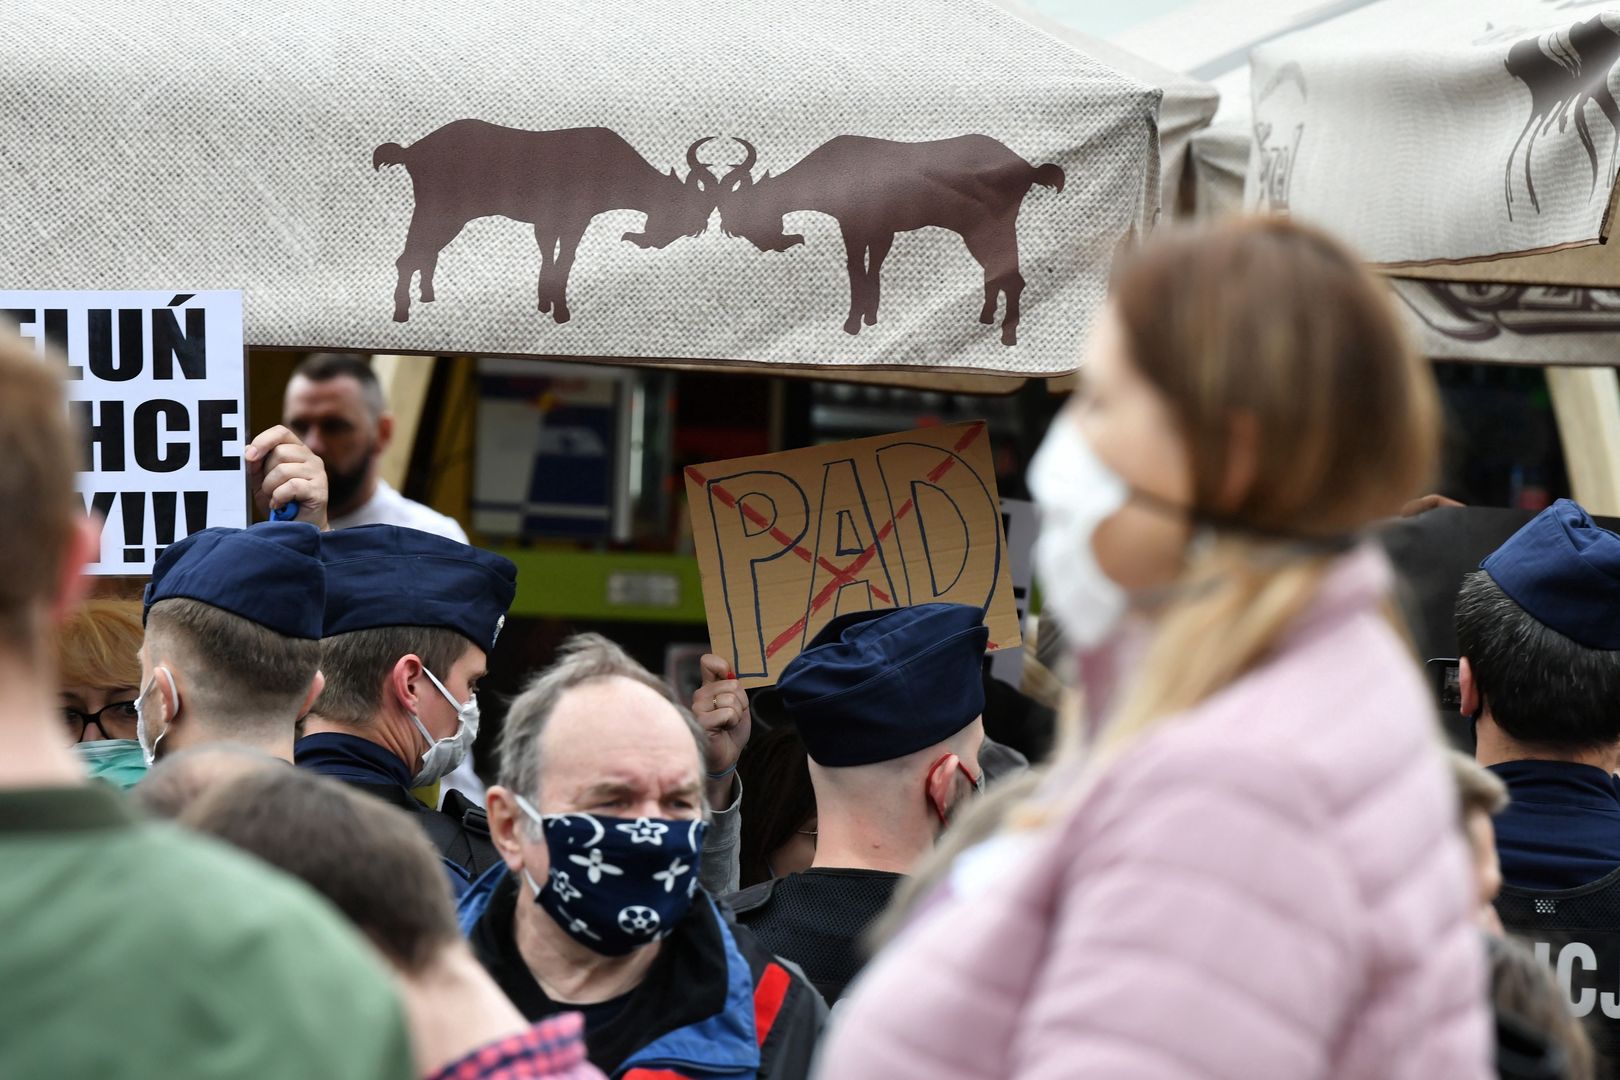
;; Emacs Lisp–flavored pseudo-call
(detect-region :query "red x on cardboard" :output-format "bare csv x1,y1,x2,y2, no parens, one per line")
684,421,1020,687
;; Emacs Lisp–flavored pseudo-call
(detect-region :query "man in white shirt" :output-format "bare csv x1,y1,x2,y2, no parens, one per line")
282,353,468,543
285,353,481,803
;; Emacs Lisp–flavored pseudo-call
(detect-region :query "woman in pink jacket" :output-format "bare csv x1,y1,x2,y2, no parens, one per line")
817,218,1493,1079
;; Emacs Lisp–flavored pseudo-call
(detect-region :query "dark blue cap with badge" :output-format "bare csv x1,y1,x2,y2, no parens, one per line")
777,602,989,767
142,522,326,640
1483,498,1620,650
320,525,517,651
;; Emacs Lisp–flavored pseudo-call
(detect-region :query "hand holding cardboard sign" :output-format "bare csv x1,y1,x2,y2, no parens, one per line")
694,653,751,808
683,421,1020,687
246,425,329,530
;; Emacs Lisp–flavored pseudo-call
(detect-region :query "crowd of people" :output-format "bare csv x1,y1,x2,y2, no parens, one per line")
7,216,1618,1079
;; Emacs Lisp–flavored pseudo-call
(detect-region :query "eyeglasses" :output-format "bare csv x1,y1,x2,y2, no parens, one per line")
63,700,140,743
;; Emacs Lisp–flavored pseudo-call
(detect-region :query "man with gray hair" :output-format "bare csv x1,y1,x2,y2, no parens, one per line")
460,633,824,1080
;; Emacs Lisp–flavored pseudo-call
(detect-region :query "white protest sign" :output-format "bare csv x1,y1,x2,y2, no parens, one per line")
2,291,248,574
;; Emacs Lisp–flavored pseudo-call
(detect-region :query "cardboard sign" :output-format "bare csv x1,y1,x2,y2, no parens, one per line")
2,291,248,574
987,497,1037,685
684,421,1020,687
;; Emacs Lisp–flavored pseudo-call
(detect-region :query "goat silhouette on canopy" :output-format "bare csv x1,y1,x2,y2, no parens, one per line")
374,121,718,324
711,134,1064,346
1504,14,1620,220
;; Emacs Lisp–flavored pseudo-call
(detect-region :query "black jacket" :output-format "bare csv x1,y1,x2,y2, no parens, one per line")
465,868,826,1079
294,733,500,889
727,868,901,1004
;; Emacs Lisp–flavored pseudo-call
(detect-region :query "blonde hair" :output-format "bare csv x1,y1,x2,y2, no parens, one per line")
56,599,144,691
1101,216,1436,747
881,218,1439,937
1450,750,1509,820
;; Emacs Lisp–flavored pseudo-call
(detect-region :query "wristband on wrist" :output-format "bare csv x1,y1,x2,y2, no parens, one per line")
705,762,738,781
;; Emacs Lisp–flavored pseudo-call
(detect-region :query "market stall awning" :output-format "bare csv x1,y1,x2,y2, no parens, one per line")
1244,0,1620,364
0,0,1166,379
1059,0,1620,366
1249,0,1620,268
986,0,1218,219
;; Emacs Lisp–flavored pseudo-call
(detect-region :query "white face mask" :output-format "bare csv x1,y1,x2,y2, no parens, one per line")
1029,418,1132,649
134,668,178,767
409,667,480,787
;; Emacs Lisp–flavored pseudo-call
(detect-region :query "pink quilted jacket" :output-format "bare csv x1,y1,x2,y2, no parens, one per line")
817,548,1492,1080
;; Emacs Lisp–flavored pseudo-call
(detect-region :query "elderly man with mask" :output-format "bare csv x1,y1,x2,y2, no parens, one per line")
725,603,987,1004
460,634,825,1080
296,524,515,892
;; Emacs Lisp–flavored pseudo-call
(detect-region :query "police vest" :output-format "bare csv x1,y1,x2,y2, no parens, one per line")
1496,866,1620,1071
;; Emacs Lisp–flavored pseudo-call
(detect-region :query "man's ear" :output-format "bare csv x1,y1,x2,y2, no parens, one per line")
48,516,101,627
375,411,394,455
155,665,182,729
1459,656,1480,719
299,670,326,718
925,752,963,824
389,654,425,714
486,786,536,875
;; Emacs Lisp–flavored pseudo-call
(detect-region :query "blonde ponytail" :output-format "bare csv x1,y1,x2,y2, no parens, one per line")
874,216,1442,942
1102,542,1334,754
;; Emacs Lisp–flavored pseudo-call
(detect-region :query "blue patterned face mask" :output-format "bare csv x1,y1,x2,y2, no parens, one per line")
514,795,708,956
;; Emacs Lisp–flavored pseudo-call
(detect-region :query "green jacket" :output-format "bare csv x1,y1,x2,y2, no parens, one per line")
0,783,414,1079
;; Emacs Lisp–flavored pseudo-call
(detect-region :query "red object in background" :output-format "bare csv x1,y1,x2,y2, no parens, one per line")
1515,487,1552,513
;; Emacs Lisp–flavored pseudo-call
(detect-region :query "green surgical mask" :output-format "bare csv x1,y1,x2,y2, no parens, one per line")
72,739,150,790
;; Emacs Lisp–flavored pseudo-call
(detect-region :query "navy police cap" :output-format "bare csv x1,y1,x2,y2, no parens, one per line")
1482,498,1620,650
320,525,516,651
142,522,326,640
777,603,989,767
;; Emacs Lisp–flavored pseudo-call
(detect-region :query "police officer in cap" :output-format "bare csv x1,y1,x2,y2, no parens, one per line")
138,522,327,765
726,603,987,1004
1458,499,1620,1068
296,525,516,894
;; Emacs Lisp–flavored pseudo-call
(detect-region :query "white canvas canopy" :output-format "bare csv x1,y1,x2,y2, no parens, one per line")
1245,0,1620,365
1249,1,1620,266
1108,0,1339,218
986,0,1218,218
1075,0,1620,367
0,0,1169,379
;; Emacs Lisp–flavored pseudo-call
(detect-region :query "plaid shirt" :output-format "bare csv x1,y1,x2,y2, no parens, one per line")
428,1012,605,1080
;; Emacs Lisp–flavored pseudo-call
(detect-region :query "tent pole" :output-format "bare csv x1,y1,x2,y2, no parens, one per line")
372,354,436,492
1546,366,1620,517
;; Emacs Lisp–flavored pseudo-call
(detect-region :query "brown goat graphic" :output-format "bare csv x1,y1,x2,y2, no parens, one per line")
711,135,1064,346
1504,13,1620,220
374,121,718,323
